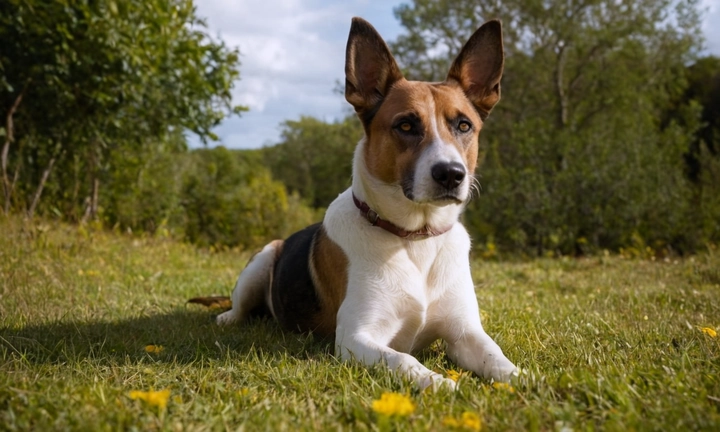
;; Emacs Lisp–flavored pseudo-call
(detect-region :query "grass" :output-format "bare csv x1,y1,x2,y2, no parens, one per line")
1,215,719,431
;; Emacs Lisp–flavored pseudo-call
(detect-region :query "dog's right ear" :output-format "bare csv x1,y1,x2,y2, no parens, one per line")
345,17,404,120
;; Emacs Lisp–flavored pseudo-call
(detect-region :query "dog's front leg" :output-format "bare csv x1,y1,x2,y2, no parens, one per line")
335,328,457,391
440,281,518,382
445,327,518,383
334,273,457,391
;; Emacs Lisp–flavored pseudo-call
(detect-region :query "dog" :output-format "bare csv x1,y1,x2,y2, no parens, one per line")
214,17,518,390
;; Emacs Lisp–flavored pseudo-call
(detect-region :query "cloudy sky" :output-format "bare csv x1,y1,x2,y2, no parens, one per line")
191,0,720,150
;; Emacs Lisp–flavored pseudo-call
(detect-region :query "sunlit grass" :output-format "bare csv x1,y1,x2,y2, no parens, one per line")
1,216,719,430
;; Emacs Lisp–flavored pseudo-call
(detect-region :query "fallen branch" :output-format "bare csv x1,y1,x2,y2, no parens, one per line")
27,144,62,219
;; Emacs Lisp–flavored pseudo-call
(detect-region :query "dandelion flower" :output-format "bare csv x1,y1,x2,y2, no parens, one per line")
492,382,515,393
700,327,717,338
129,389,171,409
144,345,164,354
371,392,415,417
460,412,482,431
446,369,463,382
443,411,482,431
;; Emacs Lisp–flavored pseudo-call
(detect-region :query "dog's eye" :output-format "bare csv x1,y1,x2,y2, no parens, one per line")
457,121,472,133
393,117,421,136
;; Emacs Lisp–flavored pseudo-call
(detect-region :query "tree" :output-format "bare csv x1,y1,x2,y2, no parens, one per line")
664,56,720,245
391,0,710,254
0,0,246,219
263,116,363,209
181,147,318,249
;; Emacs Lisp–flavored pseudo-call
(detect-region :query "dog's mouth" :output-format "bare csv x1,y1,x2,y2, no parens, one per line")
402,187,464,206
435,194,464,204
401,175,466,206
429,194,464,206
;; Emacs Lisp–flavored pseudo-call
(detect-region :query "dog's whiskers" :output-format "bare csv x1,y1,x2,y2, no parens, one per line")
469,175,482,200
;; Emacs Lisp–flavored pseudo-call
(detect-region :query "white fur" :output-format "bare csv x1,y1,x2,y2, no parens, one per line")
323,139,517,390
216,241,279,325
411,114,470,204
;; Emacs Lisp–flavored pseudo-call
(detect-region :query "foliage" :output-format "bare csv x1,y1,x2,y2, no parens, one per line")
0,0,316,251
86,143,320,250
263,116,363,209
101,131,189,233
2,0,717,255
181,147,318,249
1,217,719,430
390,0,717,254
0,0,245,218
666,56,720,249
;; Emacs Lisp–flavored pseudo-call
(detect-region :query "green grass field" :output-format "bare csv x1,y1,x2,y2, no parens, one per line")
1,216,719,431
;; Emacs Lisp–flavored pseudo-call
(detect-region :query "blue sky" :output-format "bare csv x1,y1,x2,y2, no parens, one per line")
191,0,720,150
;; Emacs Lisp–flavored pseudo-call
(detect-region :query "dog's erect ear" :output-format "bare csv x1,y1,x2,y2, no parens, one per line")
446,20,504,120
345,17,404,120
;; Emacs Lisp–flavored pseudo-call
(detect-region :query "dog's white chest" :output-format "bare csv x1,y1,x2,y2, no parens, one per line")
356,238,459,352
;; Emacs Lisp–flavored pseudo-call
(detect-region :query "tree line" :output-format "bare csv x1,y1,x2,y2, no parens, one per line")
0,0,313,249
2,0,719,255
389,0,720,255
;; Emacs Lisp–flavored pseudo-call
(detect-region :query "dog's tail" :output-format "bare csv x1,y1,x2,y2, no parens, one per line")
187,296,232,311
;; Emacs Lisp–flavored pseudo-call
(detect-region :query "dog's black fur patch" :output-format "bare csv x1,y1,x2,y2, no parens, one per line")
271,223,323,333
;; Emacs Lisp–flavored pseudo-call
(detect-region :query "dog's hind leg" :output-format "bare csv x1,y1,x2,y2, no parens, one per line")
216,240,282,326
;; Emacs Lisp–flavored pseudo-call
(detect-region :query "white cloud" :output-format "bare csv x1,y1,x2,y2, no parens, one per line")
701,0,720,55
186,0,406,149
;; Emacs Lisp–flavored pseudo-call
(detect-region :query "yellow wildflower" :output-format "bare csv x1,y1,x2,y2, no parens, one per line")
492,382,515,393
371,392,415,417
443,412,482,431
700,327,717,338
446,369,462,382
128,389,171,409
144,345,164,354
461,412,482,431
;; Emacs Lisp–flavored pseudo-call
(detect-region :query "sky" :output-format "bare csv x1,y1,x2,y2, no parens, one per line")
190,0,720,150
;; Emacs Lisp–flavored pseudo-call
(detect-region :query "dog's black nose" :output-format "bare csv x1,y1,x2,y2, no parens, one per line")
431,162,466,189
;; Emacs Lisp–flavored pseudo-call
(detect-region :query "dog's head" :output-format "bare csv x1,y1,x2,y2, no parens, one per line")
345,18,504,206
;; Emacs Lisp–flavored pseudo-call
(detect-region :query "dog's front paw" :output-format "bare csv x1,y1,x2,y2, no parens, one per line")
216,310,238,326
487,358,519,383
418,373,458,392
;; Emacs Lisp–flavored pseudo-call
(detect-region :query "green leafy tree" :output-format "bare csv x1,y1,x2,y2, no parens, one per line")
392,0,708,254
263,116,363,208
0,0,245,219
100,130,189,233
182,147,318,249
664,56,720,245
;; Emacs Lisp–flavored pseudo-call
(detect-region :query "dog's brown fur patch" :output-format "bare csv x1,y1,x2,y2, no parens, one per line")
363,80,483,187
309,227,348,336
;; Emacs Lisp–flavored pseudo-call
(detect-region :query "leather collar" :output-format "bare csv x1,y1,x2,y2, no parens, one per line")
352,193,452,240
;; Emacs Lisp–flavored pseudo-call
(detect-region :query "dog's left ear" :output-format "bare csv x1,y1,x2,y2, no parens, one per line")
447,20,504,120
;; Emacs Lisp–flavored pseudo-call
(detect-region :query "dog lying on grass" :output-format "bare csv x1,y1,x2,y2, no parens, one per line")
191,17,517,390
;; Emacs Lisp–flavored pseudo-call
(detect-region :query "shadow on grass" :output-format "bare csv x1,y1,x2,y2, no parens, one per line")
0,308,332,365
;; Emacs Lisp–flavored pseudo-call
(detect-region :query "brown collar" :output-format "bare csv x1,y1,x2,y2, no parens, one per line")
352,193,452,240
